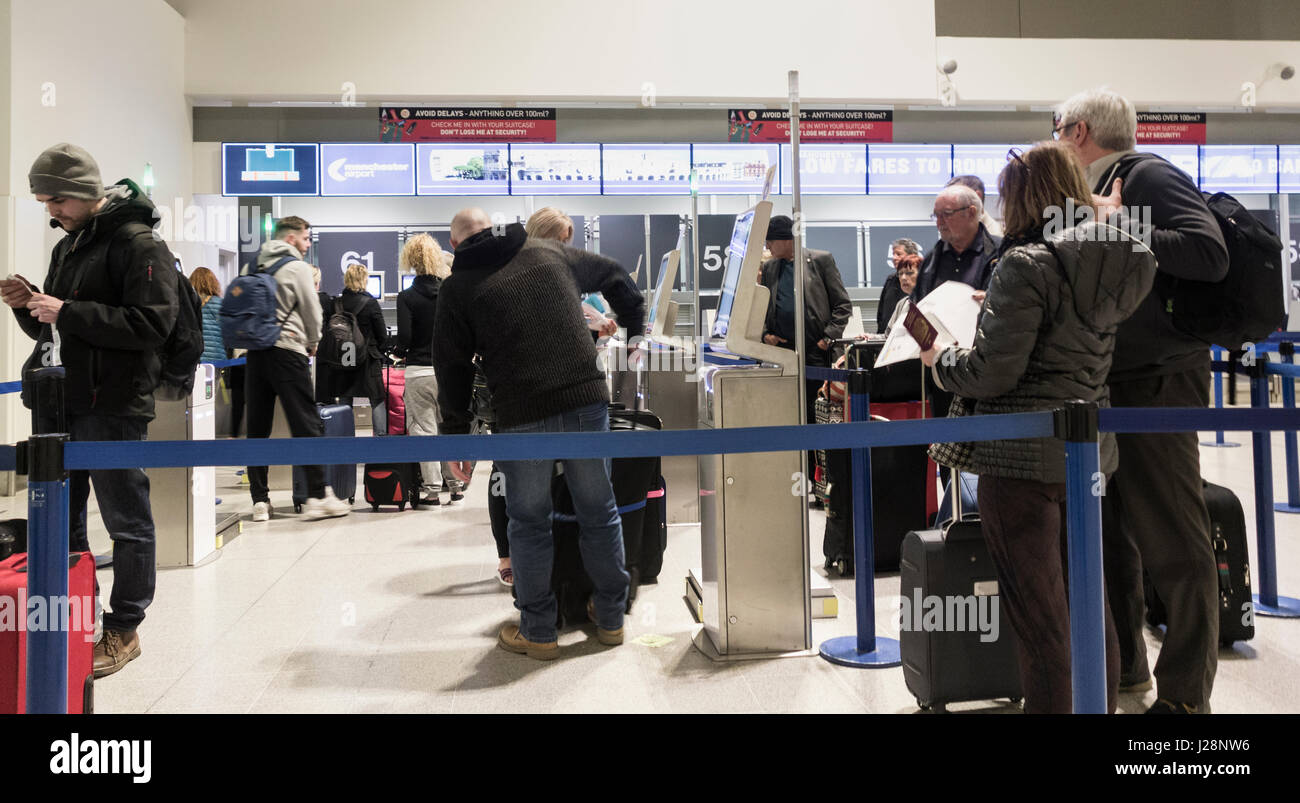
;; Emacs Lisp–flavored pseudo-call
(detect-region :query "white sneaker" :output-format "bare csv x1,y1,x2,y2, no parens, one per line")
252,502,272,522
303,488,351,521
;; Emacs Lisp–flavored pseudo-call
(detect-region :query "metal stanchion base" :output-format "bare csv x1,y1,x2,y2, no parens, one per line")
818,635,901,668
1253,595,1300,618
1273,503,1300,514
1200,440,1241,448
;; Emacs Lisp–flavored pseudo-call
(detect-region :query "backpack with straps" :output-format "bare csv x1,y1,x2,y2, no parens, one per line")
220,255,296,351
112,222,203,402
317,297,367,367
1100,153,1286,349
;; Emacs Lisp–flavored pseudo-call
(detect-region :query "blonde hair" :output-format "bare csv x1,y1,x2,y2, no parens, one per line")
400,233,449,279
525,206,574,244
344,262,369,292
998,141,1093,241
311,264,322,289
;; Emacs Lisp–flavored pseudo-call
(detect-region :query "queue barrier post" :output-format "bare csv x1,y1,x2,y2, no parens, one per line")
16,433,71,714
1274,342,1300,513
1248,355,1300,617
819,368,901,668
1059,400,1107,714
1203,347,1240,448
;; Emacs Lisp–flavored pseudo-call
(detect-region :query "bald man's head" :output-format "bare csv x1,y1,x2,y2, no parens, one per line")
450,208,493,248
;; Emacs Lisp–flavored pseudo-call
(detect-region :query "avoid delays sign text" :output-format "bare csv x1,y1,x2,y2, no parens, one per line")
380,107,557,142
728,109,893,143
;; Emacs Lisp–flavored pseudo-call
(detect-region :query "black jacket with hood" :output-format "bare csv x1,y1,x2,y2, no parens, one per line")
432,223,644,434
16,180,179,421
394,274,441,367
932,217,1157,483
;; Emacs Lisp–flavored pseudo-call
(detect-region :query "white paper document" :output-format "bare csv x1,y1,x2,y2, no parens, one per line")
874,281,983,368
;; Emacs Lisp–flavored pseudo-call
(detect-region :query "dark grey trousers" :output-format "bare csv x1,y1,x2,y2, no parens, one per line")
1103,364,1218,707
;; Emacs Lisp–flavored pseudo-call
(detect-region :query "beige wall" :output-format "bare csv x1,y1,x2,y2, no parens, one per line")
1,0,194,449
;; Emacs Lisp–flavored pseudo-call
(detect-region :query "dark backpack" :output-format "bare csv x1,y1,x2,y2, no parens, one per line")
220,256,296,350
113,222,203,401
1171,192,1286,349
1102,153,1286,349
318,298,367,367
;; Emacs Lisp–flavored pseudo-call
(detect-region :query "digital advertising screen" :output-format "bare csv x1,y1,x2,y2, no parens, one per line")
691,144,780,195
867,144,952,195
1136,144,1200,184
949,145,1030,196
1280,145,1300,194
601,144,691,195
319,143,415,196
416,144,510,195
779,144,868,194
1201,145,1280,194
222,143,319,196
508,144,602,195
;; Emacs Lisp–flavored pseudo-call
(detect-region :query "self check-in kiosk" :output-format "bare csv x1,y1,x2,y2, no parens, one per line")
686,198,817,659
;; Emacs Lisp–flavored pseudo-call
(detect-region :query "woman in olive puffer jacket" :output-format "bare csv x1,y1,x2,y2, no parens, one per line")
921,141,1156,714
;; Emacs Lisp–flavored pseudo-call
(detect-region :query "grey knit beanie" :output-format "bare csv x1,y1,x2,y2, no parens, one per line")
28,143,104,200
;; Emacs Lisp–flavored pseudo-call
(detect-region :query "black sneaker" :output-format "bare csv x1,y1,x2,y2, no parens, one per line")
450,492,465,503
1146,699,1198,714
420,493,441,506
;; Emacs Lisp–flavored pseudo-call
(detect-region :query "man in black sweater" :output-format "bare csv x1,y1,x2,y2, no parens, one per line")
1057,88,1229,714
432,208,644,660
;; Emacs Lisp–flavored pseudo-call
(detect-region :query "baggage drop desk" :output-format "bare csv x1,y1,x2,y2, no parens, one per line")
689,363,814,659
146,365,238,567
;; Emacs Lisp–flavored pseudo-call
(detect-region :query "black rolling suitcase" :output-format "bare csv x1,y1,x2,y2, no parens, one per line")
899,487,1023,712
293,402,357,513
1145,479,1254,646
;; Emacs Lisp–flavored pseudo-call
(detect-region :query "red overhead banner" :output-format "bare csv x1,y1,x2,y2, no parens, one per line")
380,107,557,142
728,109,893,143
1136,112,1207,145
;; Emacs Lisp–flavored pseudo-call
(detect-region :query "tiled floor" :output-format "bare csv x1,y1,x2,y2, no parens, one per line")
3,426,1299,714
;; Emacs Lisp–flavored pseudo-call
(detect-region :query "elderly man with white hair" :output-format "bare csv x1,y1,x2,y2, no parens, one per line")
914,183,1002,303
1055,87,1229,715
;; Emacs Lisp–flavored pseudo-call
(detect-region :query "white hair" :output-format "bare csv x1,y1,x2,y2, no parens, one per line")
937,184,983,215
1056,88,1137,152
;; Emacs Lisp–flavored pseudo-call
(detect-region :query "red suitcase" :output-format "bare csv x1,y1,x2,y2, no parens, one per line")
0,551,96,713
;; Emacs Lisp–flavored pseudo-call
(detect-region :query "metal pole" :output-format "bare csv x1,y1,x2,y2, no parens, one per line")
691,172,700,342
1250,355,1300,616
1214,346,1225,445
819,367,900,667
1276,341,1300,512
790,70,806,425
1061,401,1107,714
24,433,70,714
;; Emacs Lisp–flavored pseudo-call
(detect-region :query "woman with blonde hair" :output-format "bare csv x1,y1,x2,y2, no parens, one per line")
394,234,464,505
319,262,392,429
525,207,617,338
920,141,1156,713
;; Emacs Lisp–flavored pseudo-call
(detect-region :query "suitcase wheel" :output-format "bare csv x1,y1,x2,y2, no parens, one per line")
294,503,302,514
348,496,354,504
398,502,406,512
1221,638,1236,648
371,503,380,512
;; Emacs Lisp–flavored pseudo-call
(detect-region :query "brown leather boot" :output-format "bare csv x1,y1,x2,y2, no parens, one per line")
93,629,141,678
497,624,558,660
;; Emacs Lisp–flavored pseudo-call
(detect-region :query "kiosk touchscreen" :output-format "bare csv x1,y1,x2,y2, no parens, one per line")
366,273,384,299
646,235,684,343
708,201,796,371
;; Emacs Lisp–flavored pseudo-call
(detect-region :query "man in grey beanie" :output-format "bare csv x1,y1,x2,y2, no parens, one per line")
0,143,180,680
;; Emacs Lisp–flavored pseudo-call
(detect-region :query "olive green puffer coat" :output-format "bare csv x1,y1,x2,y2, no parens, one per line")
932,218,1157,483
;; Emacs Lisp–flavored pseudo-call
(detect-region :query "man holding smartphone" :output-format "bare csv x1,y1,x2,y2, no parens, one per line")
1,143,179,679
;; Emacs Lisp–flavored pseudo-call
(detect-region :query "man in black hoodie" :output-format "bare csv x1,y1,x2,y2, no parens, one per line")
1057,88,1229,714
1,144,180,679
432,208,644,660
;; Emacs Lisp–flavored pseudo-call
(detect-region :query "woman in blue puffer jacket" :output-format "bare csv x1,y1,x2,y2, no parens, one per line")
189,267,226,364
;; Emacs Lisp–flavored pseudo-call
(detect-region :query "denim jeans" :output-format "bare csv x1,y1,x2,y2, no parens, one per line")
57,414,157,633
497,402,628,643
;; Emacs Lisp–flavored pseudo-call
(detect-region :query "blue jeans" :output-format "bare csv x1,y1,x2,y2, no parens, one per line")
497,402,628,643
56,414,156,633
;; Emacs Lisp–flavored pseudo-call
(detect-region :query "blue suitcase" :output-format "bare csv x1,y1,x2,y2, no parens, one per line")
293,402,357,512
